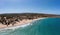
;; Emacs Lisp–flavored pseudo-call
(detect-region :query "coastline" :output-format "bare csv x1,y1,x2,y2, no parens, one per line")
0,18,45,30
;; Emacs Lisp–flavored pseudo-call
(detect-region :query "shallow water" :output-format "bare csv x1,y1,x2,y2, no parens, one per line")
0,18,60,35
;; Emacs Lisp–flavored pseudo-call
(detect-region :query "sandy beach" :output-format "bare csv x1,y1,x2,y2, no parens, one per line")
0,18,45,29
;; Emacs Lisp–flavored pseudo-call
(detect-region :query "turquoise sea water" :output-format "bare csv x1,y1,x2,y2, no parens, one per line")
0,18,60,35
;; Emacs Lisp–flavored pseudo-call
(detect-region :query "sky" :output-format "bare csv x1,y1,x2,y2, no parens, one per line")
0,0,60,14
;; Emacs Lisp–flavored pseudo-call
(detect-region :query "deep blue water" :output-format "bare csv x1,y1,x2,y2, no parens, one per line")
0,18,60,35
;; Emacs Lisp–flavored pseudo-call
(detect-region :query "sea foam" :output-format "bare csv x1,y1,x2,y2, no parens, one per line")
0,23,32,31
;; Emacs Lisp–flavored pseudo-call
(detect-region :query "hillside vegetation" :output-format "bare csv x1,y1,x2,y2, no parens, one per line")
0,13,60,26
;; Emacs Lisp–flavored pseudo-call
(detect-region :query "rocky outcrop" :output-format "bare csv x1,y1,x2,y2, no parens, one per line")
0,16,20,26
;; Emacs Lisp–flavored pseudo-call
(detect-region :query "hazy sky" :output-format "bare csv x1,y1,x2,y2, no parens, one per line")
0,0,60,14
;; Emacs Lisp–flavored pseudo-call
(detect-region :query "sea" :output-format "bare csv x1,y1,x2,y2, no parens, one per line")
0,18,60,35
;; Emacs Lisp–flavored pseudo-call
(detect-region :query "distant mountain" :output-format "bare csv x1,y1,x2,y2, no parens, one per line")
0,13,60,17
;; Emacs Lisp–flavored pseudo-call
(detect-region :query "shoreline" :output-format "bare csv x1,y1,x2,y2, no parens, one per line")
0,18,45,30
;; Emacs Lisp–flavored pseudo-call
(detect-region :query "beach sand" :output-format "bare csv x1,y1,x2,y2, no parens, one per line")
0,18,45,29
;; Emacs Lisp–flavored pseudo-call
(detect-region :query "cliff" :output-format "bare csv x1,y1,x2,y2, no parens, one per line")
0,13,60,26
